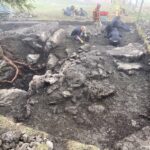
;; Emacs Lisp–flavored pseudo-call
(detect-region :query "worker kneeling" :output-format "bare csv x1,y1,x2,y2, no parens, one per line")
71,26,89,44
108,28,122,46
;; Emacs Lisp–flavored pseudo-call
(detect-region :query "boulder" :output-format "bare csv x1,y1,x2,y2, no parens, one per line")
0,89,28,118
1,131,21,143
29,72,63,94
27,54,40,65
47,54,58,70
116,61,142,72
39,31,51,43
50,28,66,47
0,89,27,113
107,43,145,62
22,37,43,50
28,75,45,94
0,59,14,81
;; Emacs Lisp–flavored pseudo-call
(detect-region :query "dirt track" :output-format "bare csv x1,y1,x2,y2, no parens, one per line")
0,21,149,150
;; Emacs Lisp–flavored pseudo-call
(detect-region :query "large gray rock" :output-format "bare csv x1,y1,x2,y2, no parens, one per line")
28,71,64,94
0,89,27,107
39,31,51,43
22,37,43,50
107,43,145,62
116,61,142,71
49,28,66,47
0,89,28,116
0,59,14,81
115,126,150,150
47,54,58,70
1,131,21,143
28,74,45,94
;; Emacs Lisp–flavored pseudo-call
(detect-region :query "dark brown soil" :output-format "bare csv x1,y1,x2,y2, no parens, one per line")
0,21,149,150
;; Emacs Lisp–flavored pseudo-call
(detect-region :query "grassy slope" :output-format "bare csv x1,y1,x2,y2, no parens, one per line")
31,0,112,20
31,0,150,21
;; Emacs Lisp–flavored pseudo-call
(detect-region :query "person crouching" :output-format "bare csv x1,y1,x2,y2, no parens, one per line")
71,26,89,44
108,28,122,46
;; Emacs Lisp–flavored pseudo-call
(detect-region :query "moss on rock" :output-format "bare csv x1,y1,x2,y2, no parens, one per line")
0,115,48,137
66,140,100,150
36,144,49,150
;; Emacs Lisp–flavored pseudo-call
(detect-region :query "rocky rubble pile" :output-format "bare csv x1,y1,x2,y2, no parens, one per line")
0,22,67,86
107,43,146,74
0,22,149,150
0,131,53,150
28,45,116,105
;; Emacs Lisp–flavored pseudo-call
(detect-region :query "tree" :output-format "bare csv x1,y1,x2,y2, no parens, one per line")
0,0,34,10
137,0,144,22
135,0,139,7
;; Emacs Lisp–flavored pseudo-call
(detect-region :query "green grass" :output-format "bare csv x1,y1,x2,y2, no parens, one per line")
31,0,95,20
0,115,48,137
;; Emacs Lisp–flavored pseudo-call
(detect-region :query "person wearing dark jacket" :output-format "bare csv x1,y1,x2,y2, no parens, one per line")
71,26,88,44
108,28,122,46
111,16,130,31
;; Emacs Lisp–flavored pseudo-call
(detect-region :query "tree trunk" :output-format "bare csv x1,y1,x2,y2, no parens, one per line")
135,0,139,8
137,0,144,22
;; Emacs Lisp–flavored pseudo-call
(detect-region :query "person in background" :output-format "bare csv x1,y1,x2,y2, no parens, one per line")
70,5,75,16
71,26,88,44
93,3,102,35
63,7,72,16
79,8,88,17
111,16,130,31
74,8,80,16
